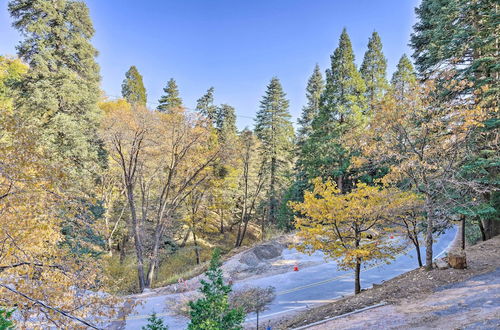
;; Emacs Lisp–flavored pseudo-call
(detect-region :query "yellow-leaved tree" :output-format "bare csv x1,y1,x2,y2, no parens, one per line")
100,101,219,291
291,178,421,294
0,57,121,328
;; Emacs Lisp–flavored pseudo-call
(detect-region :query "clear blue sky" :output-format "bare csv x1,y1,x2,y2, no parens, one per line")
0,0,420,129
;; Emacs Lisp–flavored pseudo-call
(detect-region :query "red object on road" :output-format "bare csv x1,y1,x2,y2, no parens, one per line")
390,236,394,239
293,264,299,271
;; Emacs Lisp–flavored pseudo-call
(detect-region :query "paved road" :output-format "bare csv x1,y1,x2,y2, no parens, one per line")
122,227,457,329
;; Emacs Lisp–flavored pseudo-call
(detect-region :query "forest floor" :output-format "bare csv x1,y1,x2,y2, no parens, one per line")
274,235,500,329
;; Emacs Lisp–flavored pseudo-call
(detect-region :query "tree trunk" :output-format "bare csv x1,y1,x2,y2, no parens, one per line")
238,216,250,247
261,212,266,241
336,175,343,193
119,233,128,265
414,238,423,268
425,198,434,271
193,230,200,265
146,227,163,288
126,185,146,292
354,258,361,294
107,236,114,257
269,156,277,225
180,228,191,248
478,218,487,241
235,221,242,248
481,218,493,240
220,209,224,234
461,215,466,250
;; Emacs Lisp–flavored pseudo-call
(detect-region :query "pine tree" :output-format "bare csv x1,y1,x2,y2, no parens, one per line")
188,249,244,329
411,0,500,240
297,64,324,142
410,0,498,102
216,104,237,142
360,31,388,113
321,29,366,124
304,29,366,192
196,87,217,124
289,65,325,229
122,65,147,106
142,313,168,330
255,77,294,225
8,0,102,183
157,78,182,113
391,54,417,100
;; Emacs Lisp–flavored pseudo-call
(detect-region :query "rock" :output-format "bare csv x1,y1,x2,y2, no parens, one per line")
435,258,450,270
448,249,467,269
253,243,283,260
239,251,260,267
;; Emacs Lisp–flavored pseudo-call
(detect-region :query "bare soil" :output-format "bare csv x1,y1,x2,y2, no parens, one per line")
274,235,500,329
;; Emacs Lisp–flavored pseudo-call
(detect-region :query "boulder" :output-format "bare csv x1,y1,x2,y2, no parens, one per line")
448,249,467,269
435,258,449,270
239,251,260,267
253,243,283,260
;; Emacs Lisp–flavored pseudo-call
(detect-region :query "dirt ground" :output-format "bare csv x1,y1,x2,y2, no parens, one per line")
275,235,500,329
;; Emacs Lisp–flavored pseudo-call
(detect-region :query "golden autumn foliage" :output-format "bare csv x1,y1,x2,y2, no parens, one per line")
1,60,122,329
291,178,421,293
357,79,493,269
99,100,220,290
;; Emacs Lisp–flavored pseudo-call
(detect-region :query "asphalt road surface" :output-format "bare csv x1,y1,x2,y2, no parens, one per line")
121,227,457,329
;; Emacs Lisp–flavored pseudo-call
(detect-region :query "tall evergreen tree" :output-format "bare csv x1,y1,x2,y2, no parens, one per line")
216,104,237,142
297,64,324,142
196,87,217,124
411,0,500,240
157,78,182,113
287,65,325,230
360,31,388,113
254,77,294,225
122,65,147,106
391,54,417,100
8,0,102,183
304,29,366,192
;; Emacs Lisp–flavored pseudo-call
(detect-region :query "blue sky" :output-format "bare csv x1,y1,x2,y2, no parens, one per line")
0,0,420,129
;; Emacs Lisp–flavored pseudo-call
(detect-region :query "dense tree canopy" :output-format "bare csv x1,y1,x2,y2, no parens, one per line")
1,1,498,327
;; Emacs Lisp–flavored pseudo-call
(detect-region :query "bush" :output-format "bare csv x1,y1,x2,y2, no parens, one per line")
0,308,15,329
230,286,276,330
142,312,168,330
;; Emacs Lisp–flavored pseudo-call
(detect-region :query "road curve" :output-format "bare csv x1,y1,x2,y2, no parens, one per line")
122,227,457,329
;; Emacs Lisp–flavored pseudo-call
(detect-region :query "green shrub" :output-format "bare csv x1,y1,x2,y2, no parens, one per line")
0,308,15,329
